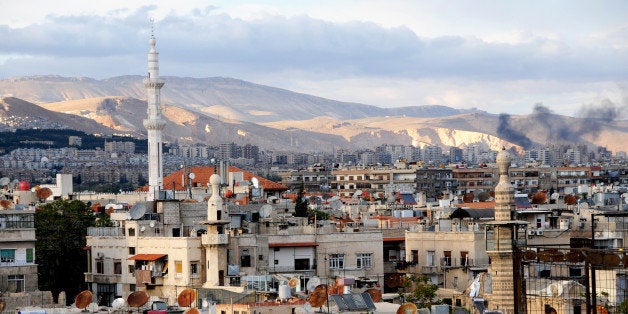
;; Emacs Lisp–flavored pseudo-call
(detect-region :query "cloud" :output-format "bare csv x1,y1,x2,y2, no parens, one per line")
1,6,626,83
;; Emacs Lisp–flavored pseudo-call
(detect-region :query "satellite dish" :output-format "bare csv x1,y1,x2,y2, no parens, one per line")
112,297,126,309
0,177,10,186
202,299,209,309
140,226,146,232
251,177,260,189
178,288,197,307
289,277,299,288
129,203,147,220
184,309,200,314
366,288,383,302
75,290,93,310
397,303,417,314
127,291,149,308
189,172,195,180
307,285,328,308
330,199,343,210
354,190,363,198
260,204,273,218
149,221,156,228
306,276,321,292
267,196,278,204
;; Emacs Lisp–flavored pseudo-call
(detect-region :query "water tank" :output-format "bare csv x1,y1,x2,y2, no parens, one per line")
19,181,30,191
278,283,291,300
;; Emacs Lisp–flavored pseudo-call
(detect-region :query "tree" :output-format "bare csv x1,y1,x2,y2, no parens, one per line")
401,275,440,309
294,181,308,217
35,199,106,304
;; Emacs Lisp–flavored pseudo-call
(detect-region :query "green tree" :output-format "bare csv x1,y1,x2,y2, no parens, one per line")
35,199,102,304
401,275,440,309
294,181,308,217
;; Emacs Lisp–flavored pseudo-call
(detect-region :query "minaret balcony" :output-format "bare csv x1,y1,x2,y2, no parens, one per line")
143,78,165,88
202,233,229,246
143,119,166,130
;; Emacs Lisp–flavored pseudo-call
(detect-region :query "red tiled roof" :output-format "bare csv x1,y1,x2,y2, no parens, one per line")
127,253,167,261
162,166,288,191
269,242,318,248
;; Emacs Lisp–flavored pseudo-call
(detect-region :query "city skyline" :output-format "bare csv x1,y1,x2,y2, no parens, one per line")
1,0,627,118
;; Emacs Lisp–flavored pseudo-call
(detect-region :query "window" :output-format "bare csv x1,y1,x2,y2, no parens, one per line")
114,260,122,275
356,253,372,269
26,248,34,263
175,261,183,277
129,247,135,255
7,274,24,292
190,262,199,278
460,251,468,267
411,250,419,263
1,249,15,263
294,258,310,270
128,228,135,236
241,255,251,267
427,251,435,266
128,265,135,274
96,260,104,274
329,254,344,269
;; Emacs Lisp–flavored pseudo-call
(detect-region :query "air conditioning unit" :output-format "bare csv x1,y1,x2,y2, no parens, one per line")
536,230,544,236
96,252,105,258
528,229,536,236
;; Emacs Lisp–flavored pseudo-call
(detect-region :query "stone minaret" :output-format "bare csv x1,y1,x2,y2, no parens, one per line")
143,32,166,201
487,148,518,313
202,174,229,287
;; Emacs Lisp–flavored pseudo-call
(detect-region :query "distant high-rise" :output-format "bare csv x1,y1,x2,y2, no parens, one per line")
143,32,166,201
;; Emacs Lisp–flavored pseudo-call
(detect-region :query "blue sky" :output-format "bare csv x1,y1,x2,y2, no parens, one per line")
1,0,626,117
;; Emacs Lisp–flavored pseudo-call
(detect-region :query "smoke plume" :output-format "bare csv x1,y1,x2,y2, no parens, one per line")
497,113,532,149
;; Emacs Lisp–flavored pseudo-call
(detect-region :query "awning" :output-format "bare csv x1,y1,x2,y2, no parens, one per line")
269,242,318,248
383,237,405,242
127,253,167,261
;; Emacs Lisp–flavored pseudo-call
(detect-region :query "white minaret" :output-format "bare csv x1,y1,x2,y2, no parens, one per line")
202,174,229,287
143,27,166,201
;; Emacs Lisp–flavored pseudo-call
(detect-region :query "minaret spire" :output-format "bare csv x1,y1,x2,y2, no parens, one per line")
143,22,166,201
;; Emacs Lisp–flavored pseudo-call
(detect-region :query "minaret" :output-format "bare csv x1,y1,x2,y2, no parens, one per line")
486,147,524,313
202,174,229,287
143,27,166,201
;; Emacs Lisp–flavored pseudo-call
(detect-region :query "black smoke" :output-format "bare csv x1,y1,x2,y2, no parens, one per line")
497,113,532,149
575,98,624,139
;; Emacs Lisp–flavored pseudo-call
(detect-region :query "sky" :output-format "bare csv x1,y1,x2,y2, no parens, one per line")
1,0,627,117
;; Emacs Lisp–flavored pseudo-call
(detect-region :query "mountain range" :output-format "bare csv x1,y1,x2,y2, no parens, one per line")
1,75,626,153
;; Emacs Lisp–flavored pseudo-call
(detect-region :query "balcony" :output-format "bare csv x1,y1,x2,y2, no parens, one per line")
0,229,36,241
202,233,229,246
421,266,438,274
268,265,315,276
84,272,121,284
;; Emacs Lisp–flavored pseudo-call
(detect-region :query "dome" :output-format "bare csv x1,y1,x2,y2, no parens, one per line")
209,174,221,186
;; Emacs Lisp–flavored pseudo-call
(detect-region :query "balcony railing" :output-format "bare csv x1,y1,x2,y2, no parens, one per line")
202,233,229,246
0,260,36,267
268,265,315,274
84,272,121,284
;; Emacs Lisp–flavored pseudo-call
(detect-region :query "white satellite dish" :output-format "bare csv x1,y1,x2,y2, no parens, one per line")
306,276,321,292
260,204,273,218
140,226,146,232
551,192,560,200
149,221,156,228
112,298,126,309
251,177,260,189
354,190,363,198
0,177,10,186
129,203,147,220
188,172,195,180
